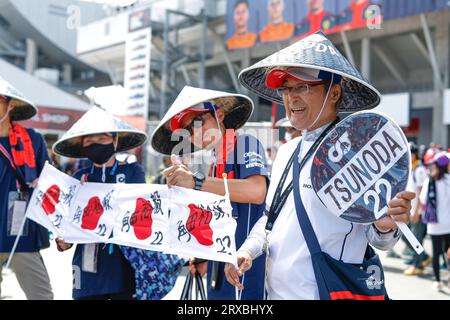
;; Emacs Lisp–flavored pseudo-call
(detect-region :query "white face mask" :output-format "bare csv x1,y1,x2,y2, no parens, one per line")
284,131,293,142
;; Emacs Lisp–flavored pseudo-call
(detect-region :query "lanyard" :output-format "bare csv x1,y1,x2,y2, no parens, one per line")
0,141,26,191
211,152,217,178
89,159,118,256
0,143,16,170
89,160,118,183
265,118,339,232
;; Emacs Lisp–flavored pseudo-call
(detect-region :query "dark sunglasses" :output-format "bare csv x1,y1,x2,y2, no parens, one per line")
183,111,213,135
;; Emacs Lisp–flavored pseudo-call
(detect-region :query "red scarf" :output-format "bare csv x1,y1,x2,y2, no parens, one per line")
8,122,37,183
209,129,237,180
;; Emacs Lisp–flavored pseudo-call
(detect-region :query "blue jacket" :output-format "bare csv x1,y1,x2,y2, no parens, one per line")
71,162,143,299
206,132,269,300
0,128,50,253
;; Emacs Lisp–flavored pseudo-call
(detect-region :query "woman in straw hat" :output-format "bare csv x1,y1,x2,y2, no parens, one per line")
151,85,269,300
0,76,53,300
225,31,415,299
53,106,183,300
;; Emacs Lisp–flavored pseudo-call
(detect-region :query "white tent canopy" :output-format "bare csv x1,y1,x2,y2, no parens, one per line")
84,85,128,115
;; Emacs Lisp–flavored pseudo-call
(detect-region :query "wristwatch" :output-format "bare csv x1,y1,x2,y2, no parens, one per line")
193,171,206,191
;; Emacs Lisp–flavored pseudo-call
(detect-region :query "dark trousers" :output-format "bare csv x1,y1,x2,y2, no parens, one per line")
411,219,429,268
430,234,450,282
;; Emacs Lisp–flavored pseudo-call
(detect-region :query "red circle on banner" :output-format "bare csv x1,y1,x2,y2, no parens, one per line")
42,184,61,215
81,196,104,230
186,204,213,246
130,198,153,240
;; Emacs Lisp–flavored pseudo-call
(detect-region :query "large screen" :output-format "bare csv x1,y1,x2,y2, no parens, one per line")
225,0,449,50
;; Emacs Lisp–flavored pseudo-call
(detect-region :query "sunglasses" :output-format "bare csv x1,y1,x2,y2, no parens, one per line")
183,111,213,135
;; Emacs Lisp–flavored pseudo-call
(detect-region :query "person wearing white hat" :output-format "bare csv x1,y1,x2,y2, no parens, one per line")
275,117,301,143
0,77,53,300
53,106,183,300
151,86,269,300
267,118,302,172
225,31,416,300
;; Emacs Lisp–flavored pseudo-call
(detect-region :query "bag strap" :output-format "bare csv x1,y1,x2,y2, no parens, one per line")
265,118,340,231
195,273,207,300
427,175,437,207
292,141,322,255
0,142,28,191
180,272,193,300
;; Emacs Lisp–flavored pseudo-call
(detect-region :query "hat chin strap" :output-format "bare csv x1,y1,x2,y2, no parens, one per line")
302,73,334,134
206,107,224,151
113,135,118,153
0,104,12,124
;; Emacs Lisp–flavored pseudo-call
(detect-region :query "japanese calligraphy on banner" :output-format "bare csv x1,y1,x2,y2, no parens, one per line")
62,183,118,244
109,184,170,252
26,164,236,264
28,164,79,236
169,187,236,264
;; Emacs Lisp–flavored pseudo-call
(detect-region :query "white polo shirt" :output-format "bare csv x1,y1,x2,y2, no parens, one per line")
239,123,400,299
264,135,370,300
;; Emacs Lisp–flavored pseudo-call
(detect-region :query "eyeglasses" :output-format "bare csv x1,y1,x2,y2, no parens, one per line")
183,112,212,135
276,83,323,97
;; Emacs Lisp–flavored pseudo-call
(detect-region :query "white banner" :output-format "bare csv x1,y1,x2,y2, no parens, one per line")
169,187,236,265
27,164,79,237
26,164,236,264
62,183,118,244
109,184,170,252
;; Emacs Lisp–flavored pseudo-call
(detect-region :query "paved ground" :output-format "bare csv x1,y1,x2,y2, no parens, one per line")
1,237,449,300
381,236,449,300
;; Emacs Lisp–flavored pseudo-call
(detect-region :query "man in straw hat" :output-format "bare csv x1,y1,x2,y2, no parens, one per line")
151,85,269,299
0,76,53,299
53,106,183,300
224,31,416,299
